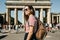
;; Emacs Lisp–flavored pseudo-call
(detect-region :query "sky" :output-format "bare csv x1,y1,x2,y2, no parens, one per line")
0,0,60,24
0,0,60,13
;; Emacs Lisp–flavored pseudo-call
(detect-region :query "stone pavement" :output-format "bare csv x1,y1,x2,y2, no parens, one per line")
0,32,25,40
44,30,60,40
0,30,60,40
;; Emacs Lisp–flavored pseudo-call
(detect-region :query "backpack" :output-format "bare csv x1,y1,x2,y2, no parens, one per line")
36,18,46,40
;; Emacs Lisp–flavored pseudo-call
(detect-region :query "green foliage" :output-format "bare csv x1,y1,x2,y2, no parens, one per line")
10,17,22,25
43,17,47,23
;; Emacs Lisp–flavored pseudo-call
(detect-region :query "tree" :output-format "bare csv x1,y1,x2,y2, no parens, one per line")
43,17,47,23
10,17,22,25
0,15,3,24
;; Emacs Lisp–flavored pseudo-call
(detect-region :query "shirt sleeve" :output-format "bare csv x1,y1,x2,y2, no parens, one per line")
28,16,35,26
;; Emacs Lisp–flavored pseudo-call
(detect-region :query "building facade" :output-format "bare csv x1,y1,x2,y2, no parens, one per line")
5,0,51,25
51,13,60,24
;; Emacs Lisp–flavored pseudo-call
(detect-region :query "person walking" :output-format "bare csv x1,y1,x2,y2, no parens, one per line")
23,5,37,40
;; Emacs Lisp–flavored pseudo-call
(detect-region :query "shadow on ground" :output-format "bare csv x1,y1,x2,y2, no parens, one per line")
0,35,8,39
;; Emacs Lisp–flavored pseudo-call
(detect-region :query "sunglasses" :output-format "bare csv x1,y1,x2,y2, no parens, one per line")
24,9,28,11
24,8,30,11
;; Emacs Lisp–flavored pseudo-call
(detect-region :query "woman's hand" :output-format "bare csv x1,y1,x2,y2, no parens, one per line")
26,25,34,40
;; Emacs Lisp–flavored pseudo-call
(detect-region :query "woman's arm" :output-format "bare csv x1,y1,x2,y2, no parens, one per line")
27,14,35,40
27,25,34,40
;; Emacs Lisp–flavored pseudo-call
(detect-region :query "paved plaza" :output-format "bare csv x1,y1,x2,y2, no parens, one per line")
0,29,60,40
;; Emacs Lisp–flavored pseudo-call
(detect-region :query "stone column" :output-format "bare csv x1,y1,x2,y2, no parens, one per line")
14,8,18,25
57,16,58,23
47,8,51,25
9,9,11,25
40,8,43,23
3,8,9,29
6,8,11,31
7,9,11,32
6,8,9,24
59,16,60,23
6,8,11,25
58,16,59,23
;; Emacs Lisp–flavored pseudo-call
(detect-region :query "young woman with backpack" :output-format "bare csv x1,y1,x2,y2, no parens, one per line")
23,5,46,40
23,5,37,40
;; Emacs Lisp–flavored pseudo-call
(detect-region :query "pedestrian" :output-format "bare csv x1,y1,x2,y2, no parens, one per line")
45,23,49,32
49,23,52,32
23,5,37,40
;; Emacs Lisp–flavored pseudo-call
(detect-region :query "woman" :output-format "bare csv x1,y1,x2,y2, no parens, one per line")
23,5,37,40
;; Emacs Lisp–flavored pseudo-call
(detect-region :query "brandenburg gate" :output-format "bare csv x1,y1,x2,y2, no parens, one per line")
6,0,51,25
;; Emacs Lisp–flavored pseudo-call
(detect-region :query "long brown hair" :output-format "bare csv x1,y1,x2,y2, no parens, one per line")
24,5,35,21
